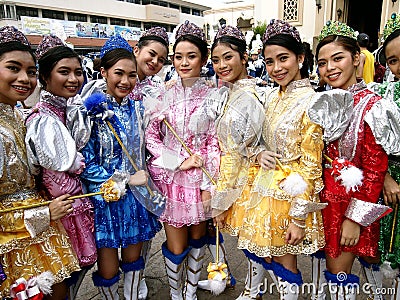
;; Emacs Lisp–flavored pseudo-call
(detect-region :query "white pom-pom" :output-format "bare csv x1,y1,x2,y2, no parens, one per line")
31,271,54,295
380,261,399,280
337,165,363,192
280,172,307,196
209,277,226,295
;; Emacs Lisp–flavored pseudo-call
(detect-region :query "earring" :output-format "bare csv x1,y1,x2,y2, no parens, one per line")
298,62,303,69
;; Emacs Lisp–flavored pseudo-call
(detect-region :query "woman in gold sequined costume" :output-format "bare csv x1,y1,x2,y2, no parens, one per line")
0,26,80,299
236,20,326,300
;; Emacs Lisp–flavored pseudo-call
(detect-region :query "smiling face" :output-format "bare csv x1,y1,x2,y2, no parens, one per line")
0,50,37,106
101,58,137,104
173,40,205,81
264,44,303,91
45,57,83,99
134,41,167,80
385,35,400,80
317,42,359,90
211,42,247,84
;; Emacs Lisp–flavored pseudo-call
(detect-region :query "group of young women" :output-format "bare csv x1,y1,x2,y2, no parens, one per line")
1,12,400,300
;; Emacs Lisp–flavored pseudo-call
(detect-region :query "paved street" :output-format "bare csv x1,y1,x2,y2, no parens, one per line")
77,230,393,299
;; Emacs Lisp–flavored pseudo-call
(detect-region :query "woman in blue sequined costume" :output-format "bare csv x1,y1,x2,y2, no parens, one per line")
80,35,161,299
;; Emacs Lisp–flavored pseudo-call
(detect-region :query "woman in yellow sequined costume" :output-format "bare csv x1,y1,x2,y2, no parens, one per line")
0,26,80,299
236,20,326,300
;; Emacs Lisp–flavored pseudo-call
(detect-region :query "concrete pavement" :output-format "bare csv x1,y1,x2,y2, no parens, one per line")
77,229,393,299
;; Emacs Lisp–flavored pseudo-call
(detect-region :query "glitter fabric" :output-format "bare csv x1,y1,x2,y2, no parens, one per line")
35,34,65,59
175,20,206,42
100,34,132,58
214,25,245,42
140,26,169,47
321,83,388,258
383,13,400,41
318,20,357,42
345,198,392,226
263,19,301,43
0,25,30,46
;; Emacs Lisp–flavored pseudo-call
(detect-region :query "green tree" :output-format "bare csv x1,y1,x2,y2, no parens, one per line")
253,21,267,37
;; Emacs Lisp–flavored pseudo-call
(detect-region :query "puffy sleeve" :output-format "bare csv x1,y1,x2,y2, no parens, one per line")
212,90,266,211
66,103,92,151
364,97,400,155
25,115,78,175
289,113,325,220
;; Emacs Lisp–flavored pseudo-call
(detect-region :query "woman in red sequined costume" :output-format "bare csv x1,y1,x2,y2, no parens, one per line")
316,21,389,299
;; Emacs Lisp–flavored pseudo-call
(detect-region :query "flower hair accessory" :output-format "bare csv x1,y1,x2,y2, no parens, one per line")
214,24,245,42
35,34,65,59
0,25,30,46
263,19,301,43
383,13,400,41
175,20,206,42
318,20,357,42
140,26,169,47
100,34,132,58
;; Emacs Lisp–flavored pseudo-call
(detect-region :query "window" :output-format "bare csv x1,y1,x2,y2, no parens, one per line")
158,1,168,7
126,0,141,3
110,17,125,26
169,3,179,10
16,6,38,19
90,15,107,24
142,0,150,4
68,12,87,22
1,4,16,19
181,6,190,14
192,9,200,16
128,20,141,28
42,9,64,20
281,0,303,25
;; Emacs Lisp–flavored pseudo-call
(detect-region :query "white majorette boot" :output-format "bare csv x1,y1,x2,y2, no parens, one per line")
162,242,190,300
236,251,265,300
358,257,383,300
184,236,207,300
390,274,400,300
325,270,359,300
120,257,145,300
311,251,327,300
92,271,120,300
271,260,302,300
138,240,152,300
198,233,236,291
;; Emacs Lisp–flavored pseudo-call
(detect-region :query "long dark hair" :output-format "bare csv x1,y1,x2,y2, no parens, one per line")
383,29,400,60
316,35,360,61
0,41,36,62
173,35,208,62
264,34,309,79
38,46,81,87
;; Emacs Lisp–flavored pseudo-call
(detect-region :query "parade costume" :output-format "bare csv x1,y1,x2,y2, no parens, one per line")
0,103,80,298
26,89,96,267
81,35,161,300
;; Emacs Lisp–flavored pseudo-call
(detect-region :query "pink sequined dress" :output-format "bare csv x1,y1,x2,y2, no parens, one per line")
145,78,221,227
25,90,97,266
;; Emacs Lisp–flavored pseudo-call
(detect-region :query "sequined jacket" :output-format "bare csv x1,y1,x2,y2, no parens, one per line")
212,78,266,211
323,81,389,220
0,104,51,252
252,79,324,217
146,78,221,193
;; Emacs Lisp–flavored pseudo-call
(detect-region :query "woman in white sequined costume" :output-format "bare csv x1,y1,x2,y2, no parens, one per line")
0,26,80,299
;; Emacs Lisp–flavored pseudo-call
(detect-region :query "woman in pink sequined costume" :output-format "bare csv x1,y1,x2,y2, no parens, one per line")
25,38,96,299
145,21,221,300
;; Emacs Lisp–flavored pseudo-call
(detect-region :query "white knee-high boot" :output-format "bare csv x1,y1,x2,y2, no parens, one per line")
236,252,265,300
162,242,190,300
92,271,120,300
311,251,326,300
198,233,236,291
138,240,152,300
121,257,145,300
358,257,383,300
184,237,207,300
390,275,400,300
271,261,302,300
325,270,359,300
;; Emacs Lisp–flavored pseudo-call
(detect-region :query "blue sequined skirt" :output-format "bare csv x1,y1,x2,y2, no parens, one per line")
91,189,161,248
